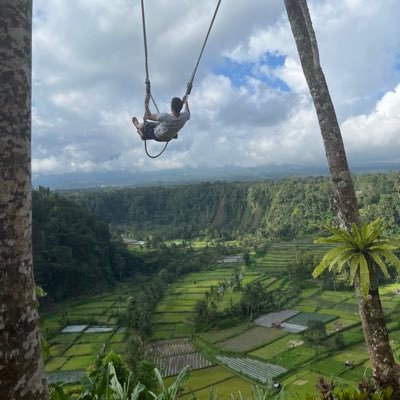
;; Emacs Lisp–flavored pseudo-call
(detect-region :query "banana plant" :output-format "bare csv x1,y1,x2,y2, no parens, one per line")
149,366,190,400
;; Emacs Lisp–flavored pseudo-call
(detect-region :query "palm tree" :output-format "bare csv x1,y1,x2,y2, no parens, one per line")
313,219,400,296
0,1,48,399
284,0,400,391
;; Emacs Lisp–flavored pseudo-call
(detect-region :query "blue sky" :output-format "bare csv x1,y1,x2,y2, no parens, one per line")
31,0,400,177
213,54,290,92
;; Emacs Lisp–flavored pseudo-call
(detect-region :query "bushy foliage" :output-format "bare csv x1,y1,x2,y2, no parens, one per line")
123,245,220,335
66,173,400,242
305,377,394,400
33,187,144,301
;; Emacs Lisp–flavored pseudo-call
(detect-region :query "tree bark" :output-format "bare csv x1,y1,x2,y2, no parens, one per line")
0,1,49,399
284,0,400,392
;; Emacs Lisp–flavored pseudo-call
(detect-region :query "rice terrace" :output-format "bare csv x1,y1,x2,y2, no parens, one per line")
39,237,400,397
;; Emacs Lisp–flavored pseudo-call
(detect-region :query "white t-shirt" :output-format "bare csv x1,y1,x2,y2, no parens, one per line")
154,111,190,140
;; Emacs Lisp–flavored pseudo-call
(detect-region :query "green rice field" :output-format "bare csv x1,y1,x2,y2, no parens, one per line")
40,237,400,398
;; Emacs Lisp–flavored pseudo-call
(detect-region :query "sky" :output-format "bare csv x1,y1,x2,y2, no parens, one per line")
31,0,400,178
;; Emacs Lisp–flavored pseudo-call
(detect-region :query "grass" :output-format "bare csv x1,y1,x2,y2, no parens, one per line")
109,333,126,343
332,302,359,314
341,327,365,346
69,306,110,314
286,312,337,326
282,370,321,398
269,345,318,370
108,342,127,353
76,333,113,343
181,376,254,400
166,366,234,393
199,323,252,344
50,333,82,344
332,348,369,365
44,357,68,372
61,355,97,371
249,334,300,360
317,308,360,321
310,358,347,376
339,365,372,382
73,301,115,309
64,342,104,357
152,323,192,340
155,304,196,312
217,326,287,353
153,312,193,323
325,318,359,333
49,343,70,357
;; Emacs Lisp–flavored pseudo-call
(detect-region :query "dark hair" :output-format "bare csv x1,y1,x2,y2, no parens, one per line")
171,97,183,114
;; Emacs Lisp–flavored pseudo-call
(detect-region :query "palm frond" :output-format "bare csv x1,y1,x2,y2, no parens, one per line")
359,254,370,297
369,243,400,251
349,254,360,284
369,253,390,279
336,253,351,273
312,260,330,278
365,219,386,243
352,223,363,246
380,251,400,273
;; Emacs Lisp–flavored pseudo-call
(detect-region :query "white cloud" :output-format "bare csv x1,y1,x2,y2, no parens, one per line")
342,84,400,163
273,57,308,94
31,0,400,177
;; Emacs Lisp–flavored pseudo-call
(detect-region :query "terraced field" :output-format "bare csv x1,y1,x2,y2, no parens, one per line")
41,238,400,398
216,356,287,384
217,326,286,352
45,328,126,380
256,238,332,274
164,366,254,399
157,353,214,377
42,284,132,383
150,339,214,377
152,264,264,340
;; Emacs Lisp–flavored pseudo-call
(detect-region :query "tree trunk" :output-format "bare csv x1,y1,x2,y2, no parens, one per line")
0,1,49,399
284,0,400,392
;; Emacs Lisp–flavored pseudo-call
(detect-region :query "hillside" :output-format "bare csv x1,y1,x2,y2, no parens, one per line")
65,172,400,240
32,187,145,301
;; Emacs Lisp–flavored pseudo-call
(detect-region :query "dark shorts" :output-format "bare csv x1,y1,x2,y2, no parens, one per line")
140,122,158,140
141,122,177,142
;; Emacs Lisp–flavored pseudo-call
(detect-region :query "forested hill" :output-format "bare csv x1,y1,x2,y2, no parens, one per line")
65,172,400,240
33,187,144,301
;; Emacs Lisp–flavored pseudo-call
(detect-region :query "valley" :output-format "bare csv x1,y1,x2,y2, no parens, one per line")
41,237,400,398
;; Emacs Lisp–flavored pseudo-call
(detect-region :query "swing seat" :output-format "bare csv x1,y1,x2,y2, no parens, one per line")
139,121,178,142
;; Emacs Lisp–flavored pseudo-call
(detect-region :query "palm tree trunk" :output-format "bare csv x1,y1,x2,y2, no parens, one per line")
284,0,400,391
0,1,49,399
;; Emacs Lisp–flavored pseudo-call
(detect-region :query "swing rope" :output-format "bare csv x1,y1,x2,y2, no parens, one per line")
141,0,166,158
185,0,222,96
140,0,222,158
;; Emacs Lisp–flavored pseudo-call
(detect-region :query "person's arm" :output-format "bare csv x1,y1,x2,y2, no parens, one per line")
144,94,158,121
183,95,190,116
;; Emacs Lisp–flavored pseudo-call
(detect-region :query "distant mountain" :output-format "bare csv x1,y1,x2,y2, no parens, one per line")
32,163,400,190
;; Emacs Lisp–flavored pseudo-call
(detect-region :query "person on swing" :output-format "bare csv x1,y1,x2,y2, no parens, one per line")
132,84,191,142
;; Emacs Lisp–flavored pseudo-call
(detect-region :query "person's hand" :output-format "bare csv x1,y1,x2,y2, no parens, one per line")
145,93,150,104
182,95,187,104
